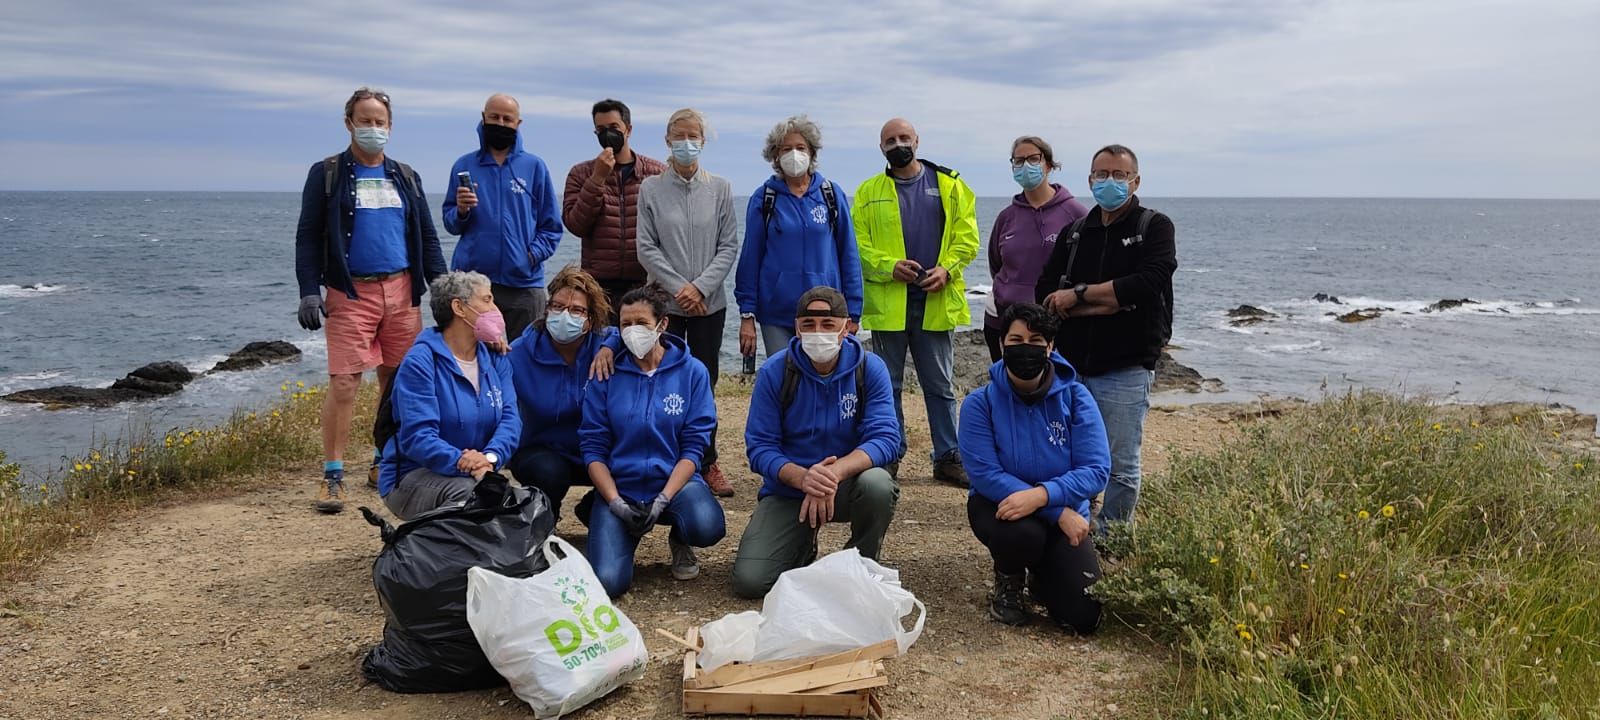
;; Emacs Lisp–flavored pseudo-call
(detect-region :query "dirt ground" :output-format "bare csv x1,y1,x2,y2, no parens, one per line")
0,390,1238,720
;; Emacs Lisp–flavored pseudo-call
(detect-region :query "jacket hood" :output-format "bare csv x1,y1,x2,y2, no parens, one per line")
985,351,1078,399
785,334,866,383
416,327,489,369
762,171,826,196
614,331,690,375
476,120,525,157
1009,182,1076,210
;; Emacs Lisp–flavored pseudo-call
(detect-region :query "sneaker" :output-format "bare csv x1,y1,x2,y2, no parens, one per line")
669,537,701,581
314,477,346,514
933,455,969,488
703,463,734,497
366,463,379,490
989,569,1030,626
885,461,901,481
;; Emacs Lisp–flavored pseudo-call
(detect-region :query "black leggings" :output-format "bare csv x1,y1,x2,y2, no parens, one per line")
667,310,725,465
967,494,1103,633
983,323,1004,363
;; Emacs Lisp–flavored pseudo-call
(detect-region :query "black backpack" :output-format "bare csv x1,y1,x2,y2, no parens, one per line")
323,153,422,200
776,352,869,432
760,180,839,235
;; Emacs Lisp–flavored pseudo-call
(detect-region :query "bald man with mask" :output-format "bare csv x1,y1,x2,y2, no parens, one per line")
443,93,565,339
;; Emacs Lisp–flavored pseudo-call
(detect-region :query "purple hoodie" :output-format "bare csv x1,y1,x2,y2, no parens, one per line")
984,183,1089,328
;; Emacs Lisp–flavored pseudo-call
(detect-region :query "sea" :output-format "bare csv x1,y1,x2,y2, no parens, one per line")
1,193,1597,479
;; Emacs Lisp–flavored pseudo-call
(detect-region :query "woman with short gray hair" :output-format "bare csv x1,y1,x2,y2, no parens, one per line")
734,115,864,359
377,270,522,519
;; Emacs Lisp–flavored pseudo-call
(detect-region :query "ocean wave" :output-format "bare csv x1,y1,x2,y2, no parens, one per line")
0,370,67,393
1254,296,1598,320
0,283,66,298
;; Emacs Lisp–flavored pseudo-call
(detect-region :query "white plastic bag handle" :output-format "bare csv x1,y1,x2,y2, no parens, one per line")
540,535,582,566
896,598,926,655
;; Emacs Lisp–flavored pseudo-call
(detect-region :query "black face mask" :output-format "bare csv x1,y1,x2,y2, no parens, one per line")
596,127,626,153
1002,343,1050,381
483,123,517,151
884,144,915,169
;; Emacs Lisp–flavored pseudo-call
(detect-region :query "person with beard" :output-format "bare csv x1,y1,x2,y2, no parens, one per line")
563,98,667,322
442,94,563,340
960,302,1109,634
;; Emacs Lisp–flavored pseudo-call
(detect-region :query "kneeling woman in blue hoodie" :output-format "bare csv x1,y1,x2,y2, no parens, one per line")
579,284,725,598
959,303,1110,633
379,271,521,520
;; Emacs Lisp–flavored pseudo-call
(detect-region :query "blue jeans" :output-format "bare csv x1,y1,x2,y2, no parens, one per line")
760,323,796,359
586,480,726,598
1080,366,1154,526
507,446,588,522
870,294,959,461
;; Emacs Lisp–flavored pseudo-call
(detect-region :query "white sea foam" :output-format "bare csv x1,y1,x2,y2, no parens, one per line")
0,283,66,298
1269,296,1598,320
0,370,66,393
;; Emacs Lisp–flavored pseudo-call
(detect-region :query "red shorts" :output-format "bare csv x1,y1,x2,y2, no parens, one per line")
324,274,422,375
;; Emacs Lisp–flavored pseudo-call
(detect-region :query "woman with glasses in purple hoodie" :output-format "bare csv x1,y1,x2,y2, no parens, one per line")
982,136,1089,361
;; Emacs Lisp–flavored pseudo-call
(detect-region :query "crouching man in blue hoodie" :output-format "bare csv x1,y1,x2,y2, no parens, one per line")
731,287,902,599
378,271,520,520
960,303,1110,633
579,284,725,598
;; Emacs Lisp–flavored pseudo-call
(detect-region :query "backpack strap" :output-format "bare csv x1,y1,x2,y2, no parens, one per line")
322,154,340,197
820,180,839,234
392,161,422,201
852,358,867,428
1136,208,1155,243
761,185,777,233
777,353,802,434
1054,216,1090,291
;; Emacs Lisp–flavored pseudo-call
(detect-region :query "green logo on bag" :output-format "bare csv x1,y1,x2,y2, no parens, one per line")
544,575,626,670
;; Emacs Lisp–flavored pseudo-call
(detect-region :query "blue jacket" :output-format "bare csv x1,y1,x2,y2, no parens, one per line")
441,124,564,288
295,149,447,305
579,334,715,502
959,354,1110,523
745,336,901,500
379,328,521,496
508,324,619,464
734,174,864,328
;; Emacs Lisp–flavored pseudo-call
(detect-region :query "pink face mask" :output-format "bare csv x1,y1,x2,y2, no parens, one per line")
470,309,506,344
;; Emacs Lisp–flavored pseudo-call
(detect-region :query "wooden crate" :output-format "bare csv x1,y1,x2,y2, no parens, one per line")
675,627,892,718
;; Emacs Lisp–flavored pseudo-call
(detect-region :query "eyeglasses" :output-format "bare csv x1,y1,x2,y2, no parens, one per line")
1090,170,1136,182
547,302,589,319
1009,153,1044,169
350,89,390,105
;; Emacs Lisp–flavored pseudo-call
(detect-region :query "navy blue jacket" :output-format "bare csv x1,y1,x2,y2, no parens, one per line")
294,148,447,305
442,124,564,288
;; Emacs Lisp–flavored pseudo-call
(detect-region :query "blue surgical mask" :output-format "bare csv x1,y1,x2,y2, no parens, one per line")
1012,162,1045,191
546,310,586,344
353,127,389,153
670,139,701,166
1091,178,1130,211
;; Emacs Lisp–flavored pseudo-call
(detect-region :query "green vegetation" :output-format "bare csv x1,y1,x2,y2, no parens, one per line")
1096,394,1599,719
0,383,372,582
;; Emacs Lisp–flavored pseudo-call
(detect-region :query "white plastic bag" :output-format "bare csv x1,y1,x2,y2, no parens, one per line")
696,611,762,671
466,537,647,719
749,548,925,663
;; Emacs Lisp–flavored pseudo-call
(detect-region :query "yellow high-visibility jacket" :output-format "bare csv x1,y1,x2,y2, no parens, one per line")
852,161,980,331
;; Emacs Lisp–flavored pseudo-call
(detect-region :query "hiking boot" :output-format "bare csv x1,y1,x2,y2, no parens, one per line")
933,455,969,488
885,461,901,480
366,463,379,490
314,477,346,514
669,537,701,581
703,463,734,497
989,569,1030,626
1026,570,1047,608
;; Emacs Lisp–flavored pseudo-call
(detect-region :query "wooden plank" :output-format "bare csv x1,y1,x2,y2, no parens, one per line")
710,660,875,695
868,692,886,719
692,639,899,689
684,689,872,718
801,674,890,694
657,627,702,654
682,626,700,685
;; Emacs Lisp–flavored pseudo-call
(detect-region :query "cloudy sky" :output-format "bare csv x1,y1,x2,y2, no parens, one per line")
2,0,1597,197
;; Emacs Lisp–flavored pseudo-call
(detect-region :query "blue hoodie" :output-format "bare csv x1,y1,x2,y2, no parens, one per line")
745,336,901,500
734,173,864,328
380,328,521,496
508,324,619,464
579,334,715,502
442,123,564,288
959,354,1110,523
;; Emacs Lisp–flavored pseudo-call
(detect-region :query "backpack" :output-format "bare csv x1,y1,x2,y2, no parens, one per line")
1052,208,1168,340
776,351,869,432
760,180,838,235
324,153,422,201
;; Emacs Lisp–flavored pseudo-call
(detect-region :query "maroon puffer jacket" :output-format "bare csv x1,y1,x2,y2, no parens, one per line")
561,153,667,282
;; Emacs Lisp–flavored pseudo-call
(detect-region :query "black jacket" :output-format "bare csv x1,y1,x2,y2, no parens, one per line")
294,149,447,306
1034,195,1177,376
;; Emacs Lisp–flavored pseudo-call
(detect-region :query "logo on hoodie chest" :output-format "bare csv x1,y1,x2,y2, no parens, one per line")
511,177,528,195
810,205,828,225
663,393,685,416
839,392,858,421
1047,419,1068,448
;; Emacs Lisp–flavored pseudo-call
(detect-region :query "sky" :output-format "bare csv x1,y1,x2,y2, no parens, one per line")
1,0,1597,198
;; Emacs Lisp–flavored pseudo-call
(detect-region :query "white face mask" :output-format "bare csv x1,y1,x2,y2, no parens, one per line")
779,149,810,178
621,325,660,359
799,331,842,364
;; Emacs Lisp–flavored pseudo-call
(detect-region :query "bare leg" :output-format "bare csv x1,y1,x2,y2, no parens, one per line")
321,372,363,462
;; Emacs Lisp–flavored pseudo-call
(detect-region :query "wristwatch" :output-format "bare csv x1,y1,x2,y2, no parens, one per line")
740,312,756,320
1073,283,1089,303
483,452,499,468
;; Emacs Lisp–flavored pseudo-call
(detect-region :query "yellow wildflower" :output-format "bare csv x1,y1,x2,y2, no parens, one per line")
1577,463,1587,470
280,383,289,391
1239,630,1253,642
1336,608,1347,616
1431,423,1442,431
1470,421,1480,428
1209,556,1220,565
1337,572,1349,581
1357,509,1370,520
296,381,305,388
1381,504,1396,518
1299,563,1310,570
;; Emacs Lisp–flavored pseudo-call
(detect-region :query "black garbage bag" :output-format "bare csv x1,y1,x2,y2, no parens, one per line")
359,472,555,693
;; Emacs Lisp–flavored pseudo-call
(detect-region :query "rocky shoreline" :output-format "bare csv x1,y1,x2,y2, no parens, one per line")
3,340,302,409
934,330,1223,396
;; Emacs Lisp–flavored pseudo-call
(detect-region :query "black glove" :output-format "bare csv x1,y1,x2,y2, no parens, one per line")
608,496,648,532
298,295,326,331
641,493,671,528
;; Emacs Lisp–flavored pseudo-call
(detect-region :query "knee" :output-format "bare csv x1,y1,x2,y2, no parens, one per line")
1049,592,1103,635
328,374,361,400
675,489,726,547
988,517,1047,548
729,554,781,599
594,560,633,599
852,468,899,513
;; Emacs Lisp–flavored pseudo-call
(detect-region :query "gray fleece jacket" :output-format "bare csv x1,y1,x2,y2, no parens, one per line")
635,167,740,316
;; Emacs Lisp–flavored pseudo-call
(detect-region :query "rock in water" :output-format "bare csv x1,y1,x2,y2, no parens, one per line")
1226,305,1277,319
209,341,303,373
2,386,152,409
1423,298,1476,313
127,361,195,384
1312,293,1342,304
1154,351,1224,393
1336,308,1386,323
